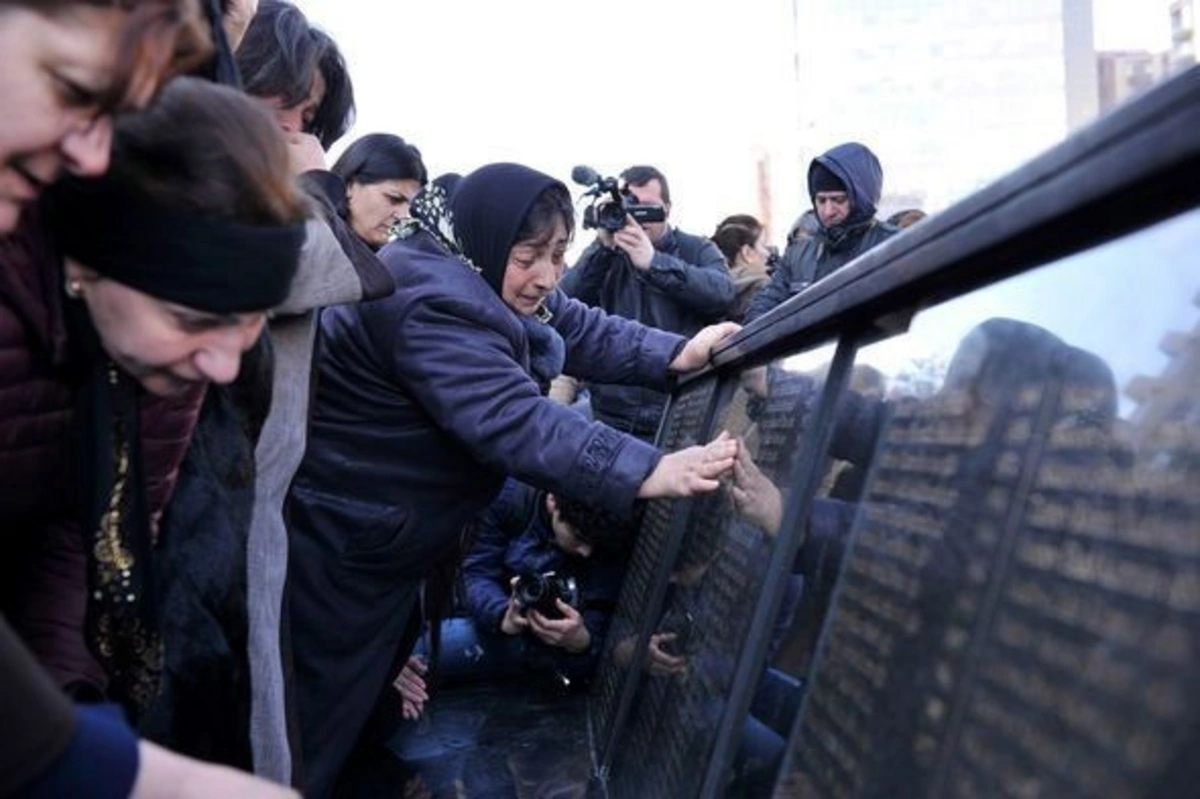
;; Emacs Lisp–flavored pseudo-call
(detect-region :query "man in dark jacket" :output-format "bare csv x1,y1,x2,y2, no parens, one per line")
745,142,900,323
442,479,633,687
560,165,736,440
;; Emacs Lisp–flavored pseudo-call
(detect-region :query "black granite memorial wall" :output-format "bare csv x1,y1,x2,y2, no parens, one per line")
775,211,1200,799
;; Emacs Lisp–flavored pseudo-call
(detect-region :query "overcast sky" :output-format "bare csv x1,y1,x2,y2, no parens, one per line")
294,1,1178,242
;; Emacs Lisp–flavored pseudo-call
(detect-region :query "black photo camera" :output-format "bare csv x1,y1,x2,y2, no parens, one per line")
571,165,667,233
513,571,580,620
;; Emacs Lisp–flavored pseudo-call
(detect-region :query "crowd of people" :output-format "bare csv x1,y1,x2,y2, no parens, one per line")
0,1,924,797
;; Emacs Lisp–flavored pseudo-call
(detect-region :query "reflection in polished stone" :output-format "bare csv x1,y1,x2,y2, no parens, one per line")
383,680,594,799
783,306,1200,798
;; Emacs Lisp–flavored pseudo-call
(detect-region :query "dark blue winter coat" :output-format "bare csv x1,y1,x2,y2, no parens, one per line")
284,228,685,796
462,480,625,675
560,227,734,439
746,143,900,322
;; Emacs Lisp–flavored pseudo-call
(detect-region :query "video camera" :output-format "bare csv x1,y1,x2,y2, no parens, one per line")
571,165,667,233
513,571,580,620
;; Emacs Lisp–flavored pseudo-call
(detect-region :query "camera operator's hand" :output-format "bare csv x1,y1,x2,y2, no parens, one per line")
500,577,531,635
596,227,617,250
638,431,738,499
285,131,327,176
528,600,591,653
613,217,656,271
393,655,429,720
647,633,688,677
670,322,742,374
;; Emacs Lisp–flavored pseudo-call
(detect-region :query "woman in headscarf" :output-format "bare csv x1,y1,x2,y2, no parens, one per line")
286,162,741,797
0,74,305,798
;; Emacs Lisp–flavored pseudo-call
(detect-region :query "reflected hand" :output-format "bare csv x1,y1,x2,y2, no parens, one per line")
638,431,738,498
740,365,769,398
731,443,783,535
613,218,655,270
647,633,687,677
670,323,743,374
393,655,428,720
285,132,327,176
528,600,591,653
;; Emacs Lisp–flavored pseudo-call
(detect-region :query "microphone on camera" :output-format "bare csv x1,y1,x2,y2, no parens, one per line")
571,165,602,187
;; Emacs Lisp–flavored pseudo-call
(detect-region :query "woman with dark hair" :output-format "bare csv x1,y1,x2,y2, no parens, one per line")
0,76,306,798
712,215,772,323
286,162,740,797
331,133,428,250
236,0,353,163
228,4,397,784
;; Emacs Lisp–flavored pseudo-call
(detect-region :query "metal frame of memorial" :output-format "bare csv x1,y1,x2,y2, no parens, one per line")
587,65,1200,798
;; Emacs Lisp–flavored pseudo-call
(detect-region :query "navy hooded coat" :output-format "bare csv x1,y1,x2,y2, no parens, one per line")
285,164,687,795
745,142,900,322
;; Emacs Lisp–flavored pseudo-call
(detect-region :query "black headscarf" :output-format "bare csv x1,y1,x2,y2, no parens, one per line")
53,174,303,314
450,163,566,295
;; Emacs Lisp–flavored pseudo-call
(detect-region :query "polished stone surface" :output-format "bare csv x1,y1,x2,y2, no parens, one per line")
339,678,597,798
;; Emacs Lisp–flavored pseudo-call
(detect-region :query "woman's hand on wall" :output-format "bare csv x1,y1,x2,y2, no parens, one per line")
638,431,738,498
670,322,742,374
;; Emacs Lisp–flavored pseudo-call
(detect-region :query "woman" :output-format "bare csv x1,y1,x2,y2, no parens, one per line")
712,215,773,323
0,0,208,236
0,76,306,798
286,162,740,797
236,0,354,176
331,133,428,250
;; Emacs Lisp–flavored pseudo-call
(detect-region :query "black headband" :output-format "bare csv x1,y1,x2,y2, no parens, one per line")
53,175,304,314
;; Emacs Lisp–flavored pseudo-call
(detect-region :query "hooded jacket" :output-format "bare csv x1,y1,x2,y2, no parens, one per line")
284,160,687,796
745,143,900,323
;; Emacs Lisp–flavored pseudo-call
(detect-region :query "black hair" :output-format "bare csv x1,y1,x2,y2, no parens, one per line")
620,164,671,205
716,214,761,230
235,0,355,149
711,222,762,266
554,495,639,553
331,133,428,187
512,182,575,249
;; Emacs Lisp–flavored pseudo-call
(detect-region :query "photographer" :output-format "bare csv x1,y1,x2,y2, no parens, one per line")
440,479,634,687
561,165,735,440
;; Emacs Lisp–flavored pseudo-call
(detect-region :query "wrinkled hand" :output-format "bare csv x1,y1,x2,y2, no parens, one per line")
222,0,259,51
393,655,428,720
647,633,687,677
638,431,737,499
528,600,591,653
670,322,742,374
500,577,530,635
613,218,655,270
731,444,783,535
285,131,326,176
132,740,299,798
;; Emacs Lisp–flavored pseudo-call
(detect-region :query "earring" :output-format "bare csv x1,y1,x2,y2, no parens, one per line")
65,279,83,299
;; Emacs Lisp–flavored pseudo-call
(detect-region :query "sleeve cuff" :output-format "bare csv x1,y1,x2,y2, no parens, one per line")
16,704,139,799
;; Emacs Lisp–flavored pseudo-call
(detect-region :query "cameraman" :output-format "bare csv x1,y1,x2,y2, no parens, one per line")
440,479,635,687
560,166,735,440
